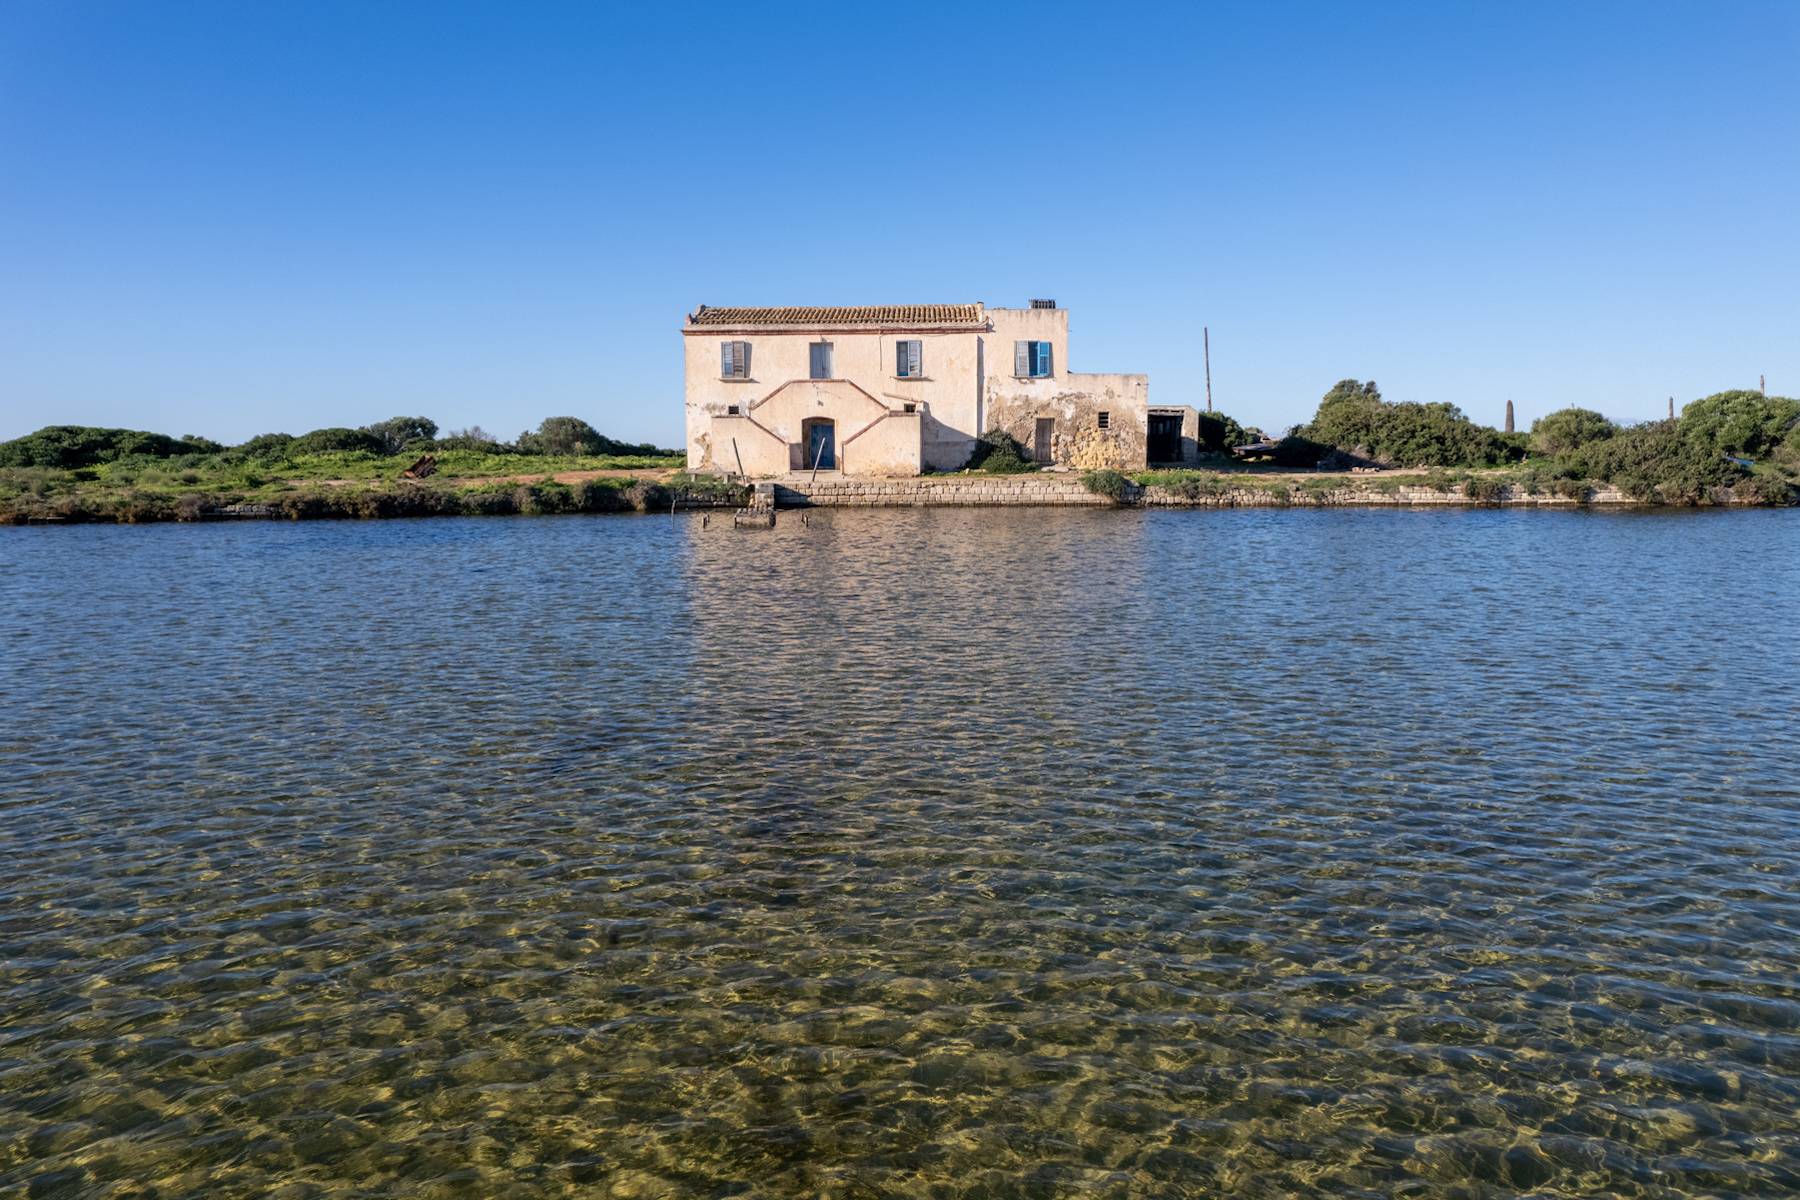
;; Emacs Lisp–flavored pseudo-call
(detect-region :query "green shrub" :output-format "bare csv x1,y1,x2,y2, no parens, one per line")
1080,469,1130,501
1195,411,1251,453
1561,418,1745,503
1530,407,1617,456
575,478,633,511
964,430,1037,474
289,426,386,456
1301,379,1519,468
513,480,578,514
1678,390,1800,460
0,426,220,468
235,432,297,458
1463,476,1505,504
516,417,668,458
1731,473,1798,505
1552,477,1590,500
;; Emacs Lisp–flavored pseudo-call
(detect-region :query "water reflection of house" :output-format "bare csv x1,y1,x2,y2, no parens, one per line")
683,300,1189,477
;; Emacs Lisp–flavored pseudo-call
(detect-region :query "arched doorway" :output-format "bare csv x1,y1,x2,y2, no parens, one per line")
801,418,836,470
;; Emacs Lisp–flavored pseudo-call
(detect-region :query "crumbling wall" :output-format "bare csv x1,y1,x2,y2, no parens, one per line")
985,373,1149,469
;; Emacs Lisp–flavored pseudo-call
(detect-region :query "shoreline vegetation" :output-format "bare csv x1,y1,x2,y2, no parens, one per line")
0,415,744,524
4,387,1797,525
1085,381,1799,509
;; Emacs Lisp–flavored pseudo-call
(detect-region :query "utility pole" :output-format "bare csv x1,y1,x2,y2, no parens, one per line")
1761,374,1766,395
1203,326,1213,413
1504,399,1514,434
1668,396,1675,420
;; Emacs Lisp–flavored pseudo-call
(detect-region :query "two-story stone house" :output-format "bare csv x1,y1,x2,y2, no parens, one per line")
681,301,1157,476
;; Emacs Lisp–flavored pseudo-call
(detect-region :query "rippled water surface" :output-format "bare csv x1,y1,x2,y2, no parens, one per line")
4,508,1800,1198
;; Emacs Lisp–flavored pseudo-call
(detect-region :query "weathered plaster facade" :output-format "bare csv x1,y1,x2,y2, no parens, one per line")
682,301,1150,476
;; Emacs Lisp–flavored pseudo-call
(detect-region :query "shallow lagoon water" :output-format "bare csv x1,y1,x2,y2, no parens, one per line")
3,507,1799,1198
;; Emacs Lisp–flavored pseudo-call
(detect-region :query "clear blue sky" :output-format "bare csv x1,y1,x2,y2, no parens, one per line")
2,1,1795,446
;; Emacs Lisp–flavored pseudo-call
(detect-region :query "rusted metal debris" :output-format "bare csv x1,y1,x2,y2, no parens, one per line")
399,454,437,480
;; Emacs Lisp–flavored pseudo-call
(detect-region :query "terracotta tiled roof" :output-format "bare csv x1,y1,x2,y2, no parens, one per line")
687,304,986,329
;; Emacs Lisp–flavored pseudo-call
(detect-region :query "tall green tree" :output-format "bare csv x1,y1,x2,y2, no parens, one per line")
1530,407,1616,457
1678,390,1800,460
516,417,663,457
363,415,439,455
1301,379,1518,468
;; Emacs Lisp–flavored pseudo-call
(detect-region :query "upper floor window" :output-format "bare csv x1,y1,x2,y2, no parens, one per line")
809,341,833,380
1014,340,1053,378
721,340,751,379
896,340,923,378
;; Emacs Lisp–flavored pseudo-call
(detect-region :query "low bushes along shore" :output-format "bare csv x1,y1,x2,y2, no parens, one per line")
1,468,747,525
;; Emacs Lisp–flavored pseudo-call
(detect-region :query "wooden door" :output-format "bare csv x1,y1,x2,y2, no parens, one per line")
804,419,836,470
1033,418,1054,464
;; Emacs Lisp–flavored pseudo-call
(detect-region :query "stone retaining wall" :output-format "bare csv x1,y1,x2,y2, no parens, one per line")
774,478,1110,507
770,476,1649,508
1138,483,1639,507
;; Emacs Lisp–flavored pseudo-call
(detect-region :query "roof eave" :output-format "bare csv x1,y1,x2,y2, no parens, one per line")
682,322,992,335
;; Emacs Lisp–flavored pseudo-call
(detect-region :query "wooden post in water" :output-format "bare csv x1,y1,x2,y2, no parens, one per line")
1504,399,1514,434
1203,327,1213,413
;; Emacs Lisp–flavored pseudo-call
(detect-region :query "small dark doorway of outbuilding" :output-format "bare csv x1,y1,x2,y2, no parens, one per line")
1033,417,1055,464
802,418,836,470
1148,414,1183,463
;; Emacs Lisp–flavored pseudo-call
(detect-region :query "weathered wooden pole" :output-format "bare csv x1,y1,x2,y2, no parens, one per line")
1668,396,1675,420
1504,399,1514,434
1203,327,1213,413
